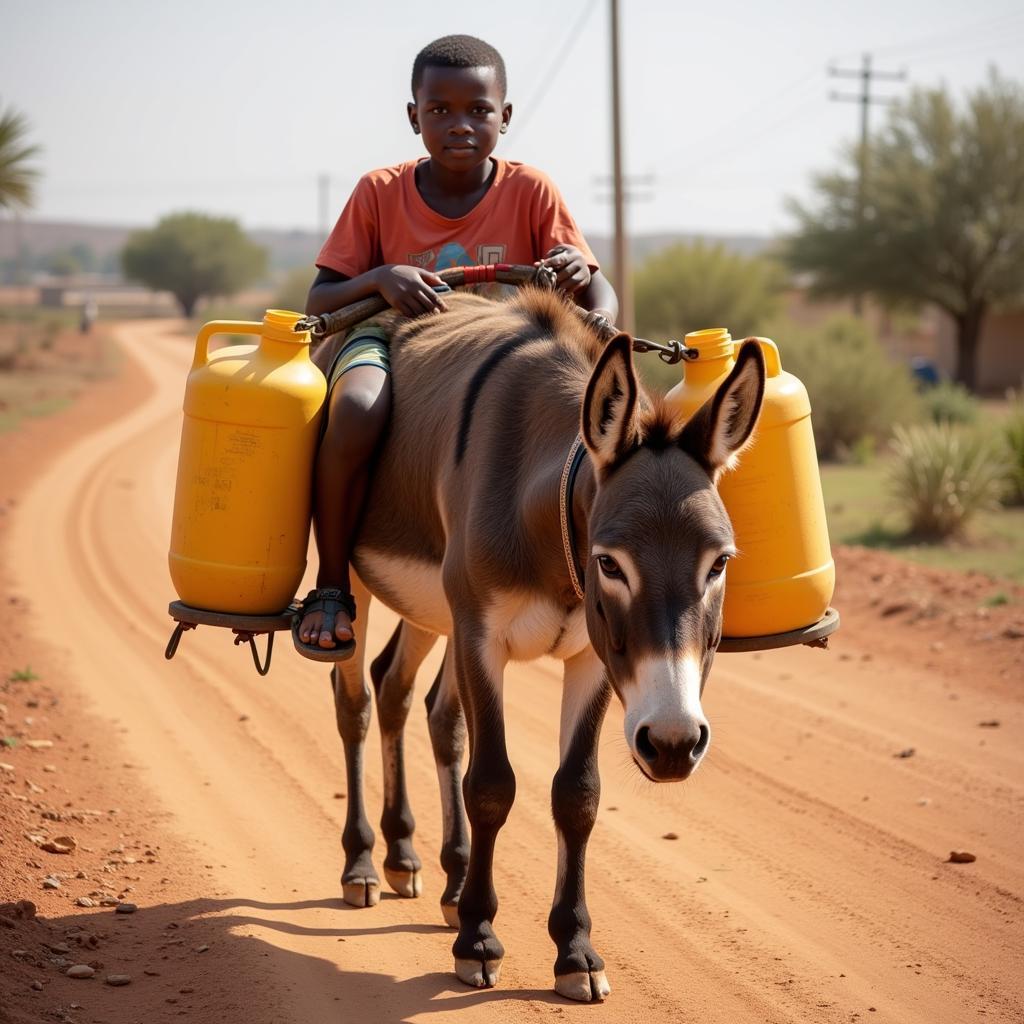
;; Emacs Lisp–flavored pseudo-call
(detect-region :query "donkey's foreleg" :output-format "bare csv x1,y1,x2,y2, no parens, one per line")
549,649,613,1002
370,619,437,899
424,644,469,928
451,628,514,989
331,581,379,907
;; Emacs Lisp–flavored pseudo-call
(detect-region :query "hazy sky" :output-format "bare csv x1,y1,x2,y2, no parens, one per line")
3,0,1022,240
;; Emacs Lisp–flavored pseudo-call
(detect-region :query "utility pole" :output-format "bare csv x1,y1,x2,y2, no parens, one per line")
829,54,906,314
317,173,330,237
609,0,633,334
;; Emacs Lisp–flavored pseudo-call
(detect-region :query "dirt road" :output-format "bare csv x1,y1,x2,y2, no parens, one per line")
5,320,1023,1023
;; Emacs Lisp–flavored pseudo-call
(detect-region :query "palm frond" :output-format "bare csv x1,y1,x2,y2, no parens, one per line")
0,102,43,212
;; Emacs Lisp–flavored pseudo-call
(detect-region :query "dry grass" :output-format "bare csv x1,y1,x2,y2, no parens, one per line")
0,308,119,432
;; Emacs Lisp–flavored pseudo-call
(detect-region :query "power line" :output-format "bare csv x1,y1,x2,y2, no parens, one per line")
512,0,598,140
838,9,1024,63
829,53,906,314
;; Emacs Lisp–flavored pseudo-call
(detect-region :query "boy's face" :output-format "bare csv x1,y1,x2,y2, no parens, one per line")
407,65,512,173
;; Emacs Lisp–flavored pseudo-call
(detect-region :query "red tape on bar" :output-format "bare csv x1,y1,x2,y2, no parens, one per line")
459,264,500,285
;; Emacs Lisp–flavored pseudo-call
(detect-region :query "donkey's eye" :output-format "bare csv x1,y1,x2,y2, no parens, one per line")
708,554,731,580
597,554,625,581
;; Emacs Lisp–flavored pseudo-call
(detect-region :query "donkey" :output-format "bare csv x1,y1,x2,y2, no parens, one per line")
323,288,766,1002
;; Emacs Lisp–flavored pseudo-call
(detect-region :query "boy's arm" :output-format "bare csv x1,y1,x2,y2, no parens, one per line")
306,265,448,318
537,245,619,325
576,269,619,326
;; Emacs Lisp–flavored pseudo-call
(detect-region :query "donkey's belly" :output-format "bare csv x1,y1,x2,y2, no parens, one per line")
356,548,452,636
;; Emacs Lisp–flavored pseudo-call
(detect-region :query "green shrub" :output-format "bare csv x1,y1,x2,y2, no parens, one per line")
922,381,979,425
888,423,1008,539
773,316,922,460
1003,395,1024,505
634,242,785,393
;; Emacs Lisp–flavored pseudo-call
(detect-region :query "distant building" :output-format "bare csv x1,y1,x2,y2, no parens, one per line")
783,284,1023,393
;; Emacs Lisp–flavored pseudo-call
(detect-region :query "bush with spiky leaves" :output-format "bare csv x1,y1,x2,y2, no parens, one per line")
1003,395,1024,505
889,423,1008,539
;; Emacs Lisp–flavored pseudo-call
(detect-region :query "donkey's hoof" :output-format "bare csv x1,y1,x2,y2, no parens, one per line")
384,867,423,898
455,956,502,989
440,901,460,929
341,877,380,908
554,970,611,1002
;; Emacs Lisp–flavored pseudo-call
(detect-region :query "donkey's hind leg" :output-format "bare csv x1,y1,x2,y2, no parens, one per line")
424,644,469,928
331,577,380,907
370,619,437,898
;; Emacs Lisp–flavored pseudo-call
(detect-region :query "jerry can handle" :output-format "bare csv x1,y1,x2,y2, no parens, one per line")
192,321,265,371
736,337,782,378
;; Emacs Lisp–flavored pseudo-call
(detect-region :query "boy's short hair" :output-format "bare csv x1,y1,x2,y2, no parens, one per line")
411,34,507,98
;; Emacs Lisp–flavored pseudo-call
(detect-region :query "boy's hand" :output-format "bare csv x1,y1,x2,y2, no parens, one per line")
375,265,449,316
536,245,592,294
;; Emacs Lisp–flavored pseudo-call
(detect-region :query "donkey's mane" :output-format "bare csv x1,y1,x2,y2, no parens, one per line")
506,287,607,365
509,294,689,449
392,286,607,366
637,394,688,451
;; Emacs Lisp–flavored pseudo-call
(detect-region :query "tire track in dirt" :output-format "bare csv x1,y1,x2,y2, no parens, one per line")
8,320,1022,1023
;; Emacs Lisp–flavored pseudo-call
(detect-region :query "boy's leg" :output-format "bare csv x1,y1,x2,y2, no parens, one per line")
300,362,391,649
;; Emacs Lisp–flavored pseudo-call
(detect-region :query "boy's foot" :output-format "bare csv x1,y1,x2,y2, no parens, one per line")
293,588,356,662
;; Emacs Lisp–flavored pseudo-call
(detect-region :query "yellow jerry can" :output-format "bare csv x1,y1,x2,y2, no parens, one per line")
169,310,326,615
665,328,834,638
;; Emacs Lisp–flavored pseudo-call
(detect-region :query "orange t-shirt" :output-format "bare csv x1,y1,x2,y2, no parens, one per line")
316,159,598,277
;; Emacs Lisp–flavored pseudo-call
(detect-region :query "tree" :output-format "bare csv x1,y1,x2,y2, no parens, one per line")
0,100,42,212
634,241,785,340
787,70,1024,391
122,212,267,317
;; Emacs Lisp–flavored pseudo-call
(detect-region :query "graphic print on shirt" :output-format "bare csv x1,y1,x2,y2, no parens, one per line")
478,244,507,265
408,249,436,269
434,243,473,270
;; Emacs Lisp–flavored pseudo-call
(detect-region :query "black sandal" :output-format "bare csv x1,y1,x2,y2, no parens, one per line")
292,587,357,662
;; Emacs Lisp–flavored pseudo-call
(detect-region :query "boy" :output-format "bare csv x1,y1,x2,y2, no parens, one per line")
294,33,618,658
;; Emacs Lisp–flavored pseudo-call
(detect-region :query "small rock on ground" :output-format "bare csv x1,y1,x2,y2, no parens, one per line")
105,974,132,986
66,964,95,979
114,902,137,914
948,850,977,863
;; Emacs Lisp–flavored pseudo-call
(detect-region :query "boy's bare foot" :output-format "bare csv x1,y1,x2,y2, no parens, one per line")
299,608,353,648
293,588,357,660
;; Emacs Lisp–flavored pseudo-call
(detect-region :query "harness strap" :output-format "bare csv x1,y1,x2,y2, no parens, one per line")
559,434,588,601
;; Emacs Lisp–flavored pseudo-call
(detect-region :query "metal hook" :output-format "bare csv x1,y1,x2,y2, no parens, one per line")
164,620,195,660
233,630,274,676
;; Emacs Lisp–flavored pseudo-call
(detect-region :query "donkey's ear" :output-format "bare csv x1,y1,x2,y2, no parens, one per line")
581,333,641,475
678,340,766,480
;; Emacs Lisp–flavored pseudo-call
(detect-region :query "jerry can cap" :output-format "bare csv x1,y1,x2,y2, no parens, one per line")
684,327,734,362
263,309,311,344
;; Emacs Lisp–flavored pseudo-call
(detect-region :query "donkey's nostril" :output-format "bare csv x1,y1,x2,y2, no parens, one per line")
694,723,710,759
635,725,658,766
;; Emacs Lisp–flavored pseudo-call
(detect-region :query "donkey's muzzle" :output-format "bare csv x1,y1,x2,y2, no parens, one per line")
634,721,710,782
